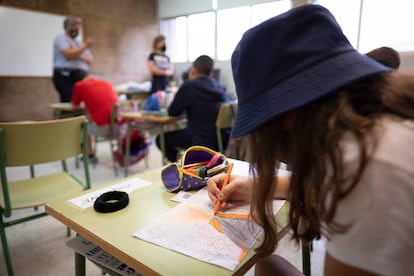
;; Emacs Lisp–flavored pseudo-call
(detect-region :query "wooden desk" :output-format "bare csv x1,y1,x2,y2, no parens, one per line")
45,167,290,276
117,90,149,104
120,111,187,176
48,102,86,118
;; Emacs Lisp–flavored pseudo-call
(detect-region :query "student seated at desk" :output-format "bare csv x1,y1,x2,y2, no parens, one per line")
72,77,118,160
156,55,233,162
207,5,414,276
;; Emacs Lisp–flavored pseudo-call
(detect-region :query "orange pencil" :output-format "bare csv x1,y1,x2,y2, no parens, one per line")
213,163,234,215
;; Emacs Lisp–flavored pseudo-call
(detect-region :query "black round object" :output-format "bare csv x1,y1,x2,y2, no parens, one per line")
93,191,129,213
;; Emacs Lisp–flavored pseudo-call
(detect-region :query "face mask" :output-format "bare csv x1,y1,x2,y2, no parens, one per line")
69,29,79,38
160,45,166,52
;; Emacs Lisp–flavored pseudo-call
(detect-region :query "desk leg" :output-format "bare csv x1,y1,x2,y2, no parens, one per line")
75,252,86,276
159,126,167,165
124,121,132,177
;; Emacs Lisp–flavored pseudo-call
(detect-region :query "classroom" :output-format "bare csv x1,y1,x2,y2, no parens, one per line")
1,0,414,275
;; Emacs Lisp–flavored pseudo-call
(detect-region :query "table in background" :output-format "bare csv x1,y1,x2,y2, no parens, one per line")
45,167,290,276
116,90,149,105
120,111,187,175
48,102,86,119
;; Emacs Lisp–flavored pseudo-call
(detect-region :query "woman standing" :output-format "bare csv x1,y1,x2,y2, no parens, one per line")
147,35,174,94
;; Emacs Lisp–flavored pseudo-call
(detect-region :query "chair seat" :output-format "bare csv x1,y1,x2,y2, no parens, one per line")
0,172,84,210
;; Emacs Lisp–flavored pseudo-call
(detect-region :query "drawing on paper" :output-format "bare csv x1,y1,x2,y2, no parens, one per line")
133,187,285,271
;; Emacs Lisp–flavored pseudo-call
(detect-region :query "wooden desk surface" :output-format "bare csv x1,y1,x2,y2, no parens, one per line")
48,102,83,112
120,111,186,124
116,90,149,95
45,168,289,276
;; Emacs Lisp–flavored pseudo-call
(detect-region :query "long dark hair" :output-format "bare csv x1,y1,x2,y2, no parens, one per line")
248,71,414,257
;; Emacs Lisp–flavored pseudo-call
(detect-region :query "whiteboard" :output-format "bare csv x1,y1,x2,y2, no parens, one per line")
0,6,81,76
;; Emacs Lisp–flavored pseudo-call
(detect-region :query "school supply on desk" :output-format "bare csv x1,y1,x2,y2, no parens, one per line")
161,146,229,192
93,191,129,213
214,162,234,215
67,178,152,210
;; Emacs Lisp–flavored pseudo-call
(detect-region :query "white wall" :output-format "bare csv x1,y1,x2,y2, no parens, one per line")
399,51,414,71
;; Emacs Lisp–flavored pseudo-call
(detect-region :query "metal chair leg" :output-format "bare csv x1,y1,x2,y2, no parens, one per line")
0,215,14,276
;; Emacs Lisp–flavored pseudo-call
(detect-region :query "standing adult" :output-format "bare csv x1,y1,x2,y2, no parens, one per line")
53,17,94,102
147,35,174,94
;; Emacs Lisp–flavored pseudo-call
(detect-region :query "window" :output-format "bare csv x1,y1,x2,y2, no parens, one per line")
160,16,187,62
251,1,291,27
161,0,414,62
188,11,216,61
315,0,414,52
216,1,291,61
314,0,361,48
359,0,414,52
161,1,293,62
216,7,250,60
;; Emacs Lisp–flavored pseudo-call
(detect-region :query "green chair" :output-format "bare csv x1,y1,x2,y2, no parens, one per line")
0,116,91,276
215,102,238,153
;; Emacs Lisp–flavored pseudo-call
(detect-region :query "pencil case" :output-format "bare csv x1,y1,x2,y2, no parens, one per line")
161,145,229,192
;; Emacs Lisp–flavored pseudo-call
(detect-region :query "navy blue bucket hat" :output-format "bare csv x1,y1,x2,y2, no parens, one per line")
230,4,390,138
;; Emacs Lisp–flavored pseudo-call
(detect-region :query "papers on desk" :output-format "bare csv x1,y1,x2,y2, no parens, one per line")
67,235,142,276
133,187,285,271
114,81,151,92
67,178,152,209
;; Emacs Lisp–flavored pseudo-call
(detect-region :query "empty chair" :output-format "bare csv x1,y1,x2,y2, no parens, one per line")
0,116,91,276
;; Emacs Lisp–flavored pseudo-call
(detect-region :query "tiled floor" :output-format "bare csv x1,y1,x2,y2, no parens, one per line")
0,139,325,276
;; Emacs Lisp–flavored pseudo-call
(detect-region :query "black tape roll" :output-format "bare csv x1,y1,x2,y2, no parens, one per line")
94,191,129,213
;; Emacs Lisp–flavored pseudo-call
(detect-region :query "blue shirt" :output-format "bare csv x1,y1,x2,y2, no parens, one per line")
53,33,92,71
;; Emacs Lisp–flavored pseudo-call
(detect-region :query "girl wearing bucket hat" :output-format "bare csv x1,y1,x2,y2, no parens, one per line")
207,4,414,276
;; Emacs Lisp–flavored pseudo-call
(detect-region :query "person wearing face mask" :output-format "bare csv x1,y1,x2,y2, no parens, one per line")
147,35,174,95
52,17,94,102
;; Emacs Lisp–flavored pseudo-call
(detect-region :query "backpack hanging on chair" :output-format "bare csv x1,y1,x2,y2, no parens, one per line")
111,101,151,167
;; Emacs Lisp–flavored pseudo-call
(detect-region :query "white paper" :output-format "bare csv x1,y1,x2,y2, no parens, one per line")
133,187,285,271
228,158,291,178
227,158,251,177
67,178,152,209
170,190,192,203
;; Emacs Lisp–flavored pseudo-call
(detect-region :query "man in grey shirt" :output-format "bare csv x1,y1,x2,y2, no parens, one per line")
52,17,94,102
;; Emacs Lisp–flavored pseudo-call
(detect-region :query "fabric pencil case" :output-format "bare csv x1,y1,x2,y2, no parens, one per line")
161,145,229,192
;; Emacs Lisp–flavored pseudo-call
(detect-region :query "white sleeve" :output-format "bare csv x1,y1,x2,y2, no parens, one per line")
326,159,414,276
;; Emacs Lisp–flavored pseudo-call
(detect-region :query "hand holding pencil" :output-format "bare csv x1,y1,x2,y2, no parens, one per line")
213,163,234,215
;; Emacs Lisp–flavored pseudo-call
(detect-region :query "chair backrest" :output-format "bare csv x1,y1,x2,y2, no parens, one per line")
215,103,238,152
0,116,88,166
215,102,237,130
0,116,90,216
